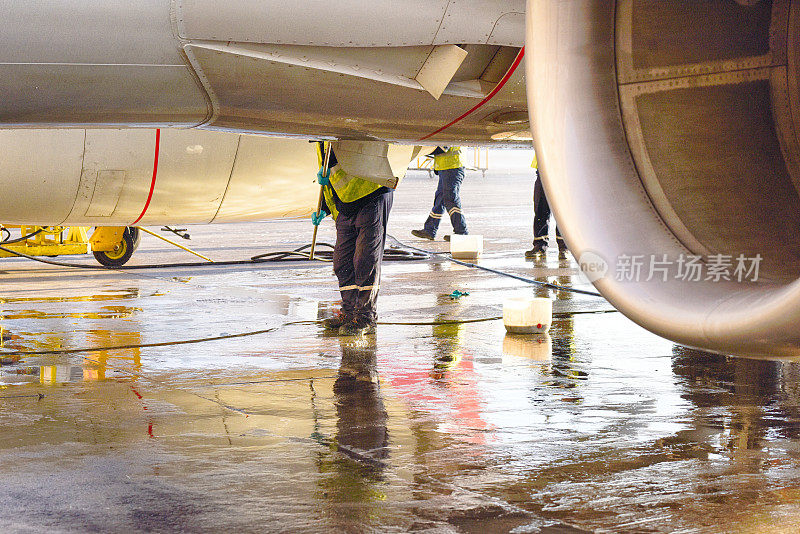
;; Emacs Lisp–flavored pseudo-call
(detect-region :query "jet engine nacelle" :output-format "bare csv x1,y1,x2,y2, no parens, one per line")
0,129,319,226
527,0,800,357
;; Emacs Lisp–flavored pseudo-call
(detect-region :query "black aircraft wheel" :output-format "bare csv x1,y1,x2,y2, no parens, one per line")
93,227,141,267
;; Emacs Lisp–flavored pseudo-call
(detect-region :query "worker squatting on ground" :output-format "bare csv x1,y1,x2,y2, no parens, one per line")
526,155,568,259
411,147,468,242
313,142,394,336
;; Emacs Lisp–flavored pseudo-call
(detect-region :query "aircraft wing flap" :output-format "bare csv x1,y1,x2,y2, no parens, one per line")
414,45,469,100
182,42,527,143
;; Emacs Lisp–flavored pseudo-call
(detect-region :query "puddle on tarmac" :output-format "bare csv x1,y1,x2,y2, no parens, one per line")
0,287,143,304
0,361,137,385
1,305,142,321
2,192,800,531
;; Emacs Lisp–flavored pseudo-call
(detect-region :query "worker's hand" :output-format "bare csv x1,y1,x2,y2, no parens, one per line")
317,168,331,186
311,210,328,226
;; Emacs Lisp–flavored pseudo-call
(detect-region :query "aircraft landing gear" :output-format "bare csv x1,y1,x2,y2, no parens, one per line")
91,227,141,267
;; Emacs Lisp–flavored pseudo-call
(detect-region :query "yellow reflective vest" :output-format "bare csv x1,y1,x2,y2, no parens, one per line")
316,142,382,220
433,147,464,171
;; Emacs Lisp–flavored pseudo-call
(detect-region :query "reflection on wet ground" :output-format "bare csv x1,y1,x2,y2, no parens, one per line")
1,172,799,533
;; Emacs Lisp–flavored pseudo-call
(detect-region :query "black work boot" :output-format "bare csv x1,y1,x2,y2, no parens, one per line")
322,312,352,330
557,238,568,259
340,316,377,336
525,241,547,259
411,229,435,240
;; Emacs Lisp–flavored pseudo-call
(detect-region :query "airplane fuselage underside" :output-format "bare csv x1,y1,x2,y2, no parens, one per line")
0,0,528,144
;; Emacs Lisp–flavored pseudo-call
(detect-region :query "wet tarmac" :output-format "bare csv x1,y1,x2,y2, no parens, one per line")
2,171,800,533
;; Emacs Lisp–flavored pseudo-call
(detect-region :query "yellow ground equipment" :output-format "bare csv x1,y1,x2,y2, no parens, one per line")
0,225,89,257
0,225,141,267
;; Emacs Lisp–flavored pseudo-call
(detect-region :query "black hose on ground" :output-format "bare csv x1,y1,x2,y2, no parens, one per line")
0,241,427,271
0,244,107,270
387,234,604,298
0,232,598,297
0,309,618,358
251,243,336,262
251,243,427,262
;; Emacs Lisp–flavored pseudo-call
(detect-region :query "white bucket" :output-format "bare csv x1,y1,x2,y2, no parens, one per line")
503,297,552,334
450,234,483,260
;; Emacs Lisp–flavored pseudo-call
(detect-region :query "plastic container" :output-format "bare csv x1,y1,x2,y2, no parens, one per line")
449,234,483,260
503,297,552,334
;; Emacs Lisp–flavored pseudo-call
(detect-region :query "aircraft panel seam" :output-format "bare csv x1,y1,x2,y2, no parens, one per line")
431,0,454,46
182,45,220,127
210,135,242,224
60,130,89,227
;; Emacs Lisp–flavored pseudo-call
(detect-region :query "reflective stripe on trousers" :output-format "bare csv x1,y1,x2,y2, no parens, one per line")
333,191,393,321
424,166,467,236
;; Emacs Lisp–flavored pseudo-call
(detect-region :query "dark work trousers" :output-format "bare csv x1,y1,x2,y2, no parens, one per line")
423,166,468,237
333,191,393,322
533,172,562,244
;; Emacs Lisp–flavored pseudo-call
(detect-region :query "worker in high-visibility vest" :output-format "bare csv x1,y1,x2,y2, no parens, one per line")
313,142,394,336
526,153,567,259
411,147,468,241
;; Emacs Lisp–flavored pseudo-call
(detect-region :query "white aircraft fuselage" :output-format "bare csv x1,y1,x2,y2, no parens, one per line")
1,1,528,141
